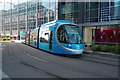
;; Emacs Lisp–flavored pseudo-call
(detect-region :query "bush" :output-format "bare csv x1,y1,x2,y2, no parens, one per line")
100,45,109,52
108,45,116,52
91,44,120,55
91,45,100,51
113,45,120,54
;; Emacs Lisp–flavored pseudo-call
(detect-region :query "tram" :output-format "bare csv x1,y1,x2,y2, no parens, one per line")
25,20,84,55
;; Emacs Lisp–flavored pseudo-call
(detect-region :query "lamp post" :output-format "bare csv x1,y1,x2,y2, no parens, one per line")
54,0,56,20
10,0,12,36
3,0,5,34
26,0,28,32
54,0,58,20
48,0,50,22
36,0,38,28
17,0,20,40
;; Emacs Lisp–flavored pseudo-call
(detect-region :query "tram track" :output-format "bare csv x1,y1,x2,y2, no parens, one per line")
10,43,118,78
82,53,118,62
7,43,68,80
22,42,118,67
80,54,119,67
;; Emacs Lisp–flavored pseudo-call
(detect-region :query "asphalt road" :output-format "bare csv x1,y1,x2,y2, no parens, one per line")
1,42,119,79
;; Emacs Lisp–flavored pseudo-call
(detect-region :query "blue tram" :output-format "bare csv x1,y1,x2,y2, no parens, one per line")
25,20,84,55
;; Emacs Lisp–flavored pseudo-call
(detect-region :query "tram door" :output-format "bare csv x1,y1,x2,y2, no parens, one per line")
49,31,52,51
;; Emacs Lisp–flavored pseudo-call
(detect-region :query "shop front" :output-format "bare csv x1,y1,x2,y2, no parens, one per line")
83,25,120,45
82,23,120,52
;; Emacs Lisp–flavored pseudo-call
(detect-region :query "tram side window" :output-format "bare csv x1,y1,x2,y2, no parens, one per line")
40,31,49,43
57,26,68,43
30,32,37,42
26,33,29,42
30,34,33,42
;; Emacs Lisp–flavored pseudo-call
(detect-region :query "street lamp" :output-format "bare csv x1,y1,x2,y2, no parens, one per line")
54,0,58,20
25,0,28,31
36,0,38,28
48,0,50,22
17,0,20,40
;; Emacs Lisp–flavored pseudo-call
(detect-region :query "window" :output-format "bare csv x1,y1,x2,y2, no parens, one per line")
110,6,114,16
90,9,98,18
100,2,109,8
85,11,89,18
30,31,37,42
110,2,114,6
57,25,82,44
40,31,50,43
86,2,89,10
114,1,120,6
57,26,67,43
90,2,98,9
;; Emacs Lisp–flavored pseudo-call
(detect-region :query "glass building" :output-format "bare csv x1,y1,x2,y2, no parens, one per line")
58,0,120,45
1,0,58,39
1,0,120,44
0,10,3,34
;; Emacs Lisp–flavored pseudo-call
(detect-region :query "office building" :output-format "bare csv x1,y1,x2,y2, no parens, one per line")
1,0,58,38
58,1,120,45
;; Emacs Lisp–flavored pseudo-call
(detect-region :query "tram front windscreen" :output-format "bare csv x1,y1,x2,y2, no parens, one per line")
57,24,82,44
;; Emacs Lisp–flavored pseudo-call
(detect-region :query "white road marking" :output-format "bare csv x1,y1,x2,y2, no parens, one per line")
24,52,48,63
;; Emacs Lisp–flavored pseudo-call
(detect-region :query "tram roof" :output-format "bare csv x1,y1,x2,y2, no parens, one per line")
40,20,75,28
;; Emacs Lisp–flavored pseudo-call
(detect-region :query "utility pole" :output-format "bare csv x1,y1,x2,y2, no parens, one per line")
42,0,44,24
3,0,5,34
10,0,12,36
17,0,20,40
54,0,56,20
54,0,58,20
26,0,28,31
56,0,58,20
48,0,50,22
36,0,38,28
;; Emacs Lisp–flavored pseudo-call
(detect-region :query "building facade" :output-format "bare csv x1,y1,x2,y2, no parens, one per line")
58,1,120,45
0,11,3,35
1,0,120,44
1,0,58,38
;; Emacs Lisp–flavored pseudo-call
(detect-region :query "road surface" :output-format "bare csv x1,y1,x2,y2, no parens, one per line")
1,42,119,79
